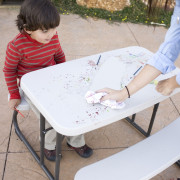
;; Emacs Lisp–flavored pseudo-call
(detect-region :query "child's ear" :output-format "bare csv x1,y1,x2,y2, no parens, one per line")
24,29,32,35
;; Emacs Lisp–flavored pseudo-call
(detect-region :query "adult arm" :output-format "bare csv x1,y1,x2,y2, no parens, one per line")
147,4,180,80
98,4,180,102
98,64,161,102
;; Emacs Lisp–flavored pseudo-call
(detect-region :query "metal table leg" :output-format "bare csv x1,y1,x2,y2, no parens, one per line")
125,103,160,137
55,133,63,180
13,111,63,180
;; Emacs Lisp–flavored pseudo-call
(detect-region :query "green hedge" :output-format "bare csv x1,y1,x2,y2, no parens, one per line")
54,0,173,27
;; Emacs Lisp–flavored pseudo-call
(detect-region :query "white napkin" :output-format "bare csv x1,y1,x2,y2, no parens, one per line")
85,91,125,109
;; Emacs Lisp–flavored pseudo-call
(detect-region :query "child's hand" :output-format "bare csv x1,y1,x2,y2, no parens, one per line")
8,99,21,110
156,76,180,96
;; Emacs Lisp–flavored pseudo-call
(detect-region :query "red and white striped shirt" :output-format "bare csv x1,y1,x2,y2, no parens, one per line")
3,32,66,99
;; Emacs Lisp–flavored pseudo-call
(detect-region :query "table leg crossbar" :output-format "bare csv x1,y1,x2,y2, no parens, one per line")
13,111,62,180
125,103,160,137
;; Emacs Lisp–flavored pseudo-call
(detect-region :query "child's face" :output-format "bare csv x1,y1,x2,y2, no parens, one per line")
26,28,57,44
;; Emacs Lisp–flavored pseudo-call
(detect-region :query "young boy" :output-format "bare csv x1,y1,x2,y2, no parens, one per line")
3,0,93,161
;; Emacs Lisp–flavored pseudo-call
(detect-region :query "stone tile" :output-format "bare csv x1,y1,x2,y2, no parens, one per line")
0,8,19,56
58,15,138,57
85,98,179,150
0,9,20,153
4,148,124,180
133,99,179,142
0,154,5,179
0,105,12,152
127,23,167,53
0,8,20,153
65,55,77,61
4,152,47,180
152,164,180,180
154,98,179,128
127,22,180,72
141,98,177,128
85,119,144,149
5,148,180,180
8,109,40,152
58,148,125,180
171,94,180,114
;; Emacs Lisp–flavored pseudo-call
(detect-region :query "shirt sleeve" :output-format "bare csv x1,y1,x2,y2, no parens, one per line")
54,35,66,64
3,42,21,99
147,4,180,84
176,73,180,84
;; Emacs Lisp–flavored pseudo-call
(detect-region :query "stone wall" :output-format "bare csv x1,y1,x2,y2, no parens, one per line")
76,0,175,12
76,0,131,11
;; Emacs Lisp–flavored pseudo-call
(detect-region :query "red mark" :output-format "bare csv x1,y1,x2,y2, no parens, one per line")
15,108,25,118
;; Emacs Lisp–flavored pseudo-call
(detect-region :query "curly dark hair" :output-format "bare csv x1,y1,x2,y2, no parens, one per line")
16,0,60,32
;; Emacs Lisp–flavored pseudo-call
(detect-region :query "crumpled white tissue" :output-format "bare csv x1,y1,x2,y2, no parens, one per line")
85,91,125,109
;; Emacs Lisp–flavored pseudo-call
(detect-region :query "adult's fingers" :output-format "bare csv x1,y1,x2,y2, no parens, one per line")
100,94,112,101
156,83,164,93
96,88,113,94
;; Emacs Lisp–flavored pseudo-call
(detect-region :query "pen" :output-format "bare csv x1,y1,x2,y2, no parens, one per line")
15,107,25,118
130,66,143,80
133,66,143,76
96,55,101,65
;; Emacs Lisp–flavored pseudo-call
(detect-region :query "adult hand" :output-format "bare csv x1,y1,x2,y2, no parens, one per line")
156,76,179,96
8,99,21,110
96,88,128,102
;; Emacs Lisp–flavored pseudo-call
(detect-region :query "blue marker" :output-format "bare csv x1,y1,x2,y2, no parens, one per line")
96,55,101,65
133,66,143,76
130,66,143,79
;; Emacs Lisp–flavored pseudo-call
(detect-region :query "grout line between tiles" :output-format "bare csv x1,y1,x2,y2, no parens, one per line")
2,119,13,180
127,23,140,46
170,97,180,115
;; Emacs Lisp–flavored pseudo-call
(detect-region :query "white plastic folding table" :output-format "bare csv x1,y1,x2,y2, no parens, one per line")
14,46,180,180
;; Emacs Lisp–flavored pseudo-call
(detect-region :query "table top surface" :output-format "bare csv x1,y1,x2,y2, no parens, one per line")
21,46,180,136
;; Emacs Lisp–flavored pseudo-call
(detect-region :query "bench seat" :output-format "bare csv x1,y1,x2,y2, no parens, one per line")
75,117,180,180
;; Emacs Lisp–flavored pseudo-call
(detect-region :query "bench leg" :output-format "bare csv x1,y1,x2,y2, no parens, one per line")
176,160,180,167
125,103,159,137
13,110,63,180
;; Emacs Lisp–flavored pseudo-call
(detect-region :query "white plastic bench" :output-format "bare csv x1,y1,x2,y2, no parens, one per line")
75,117,180,180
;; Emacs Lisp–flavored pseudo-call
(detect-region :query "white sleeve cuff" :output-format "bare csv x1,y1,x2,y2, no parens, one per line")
147,52,176,74
176,73,180,85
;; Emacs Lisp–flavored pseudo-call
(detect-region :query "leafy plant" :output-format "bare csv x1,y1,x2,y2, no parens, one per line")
53,0,173,27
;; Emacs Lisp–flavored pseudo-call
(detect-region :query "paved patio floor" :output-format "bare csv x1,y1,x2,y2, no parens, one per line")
1,6,180,180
